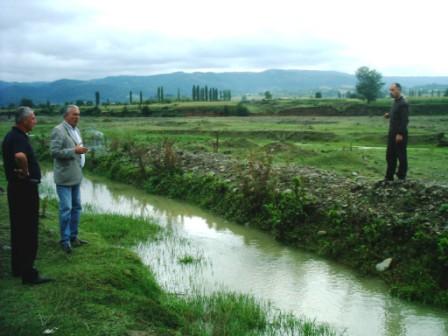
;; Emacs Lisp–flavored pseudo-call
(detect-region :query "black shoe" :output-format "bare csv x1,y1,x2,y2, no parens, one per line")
70,238,88,247
375,178,392,187
61,243,73,254
22,276,54,285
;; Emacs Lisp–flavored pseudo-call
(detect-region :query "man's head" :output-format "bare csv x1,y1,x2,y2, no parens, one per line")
64,105,81,127
15,106,36,132
389,83,402,99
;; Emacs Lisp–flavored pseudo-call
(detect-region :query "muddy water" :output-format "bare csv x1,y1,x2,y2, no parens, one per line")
41,172,448,336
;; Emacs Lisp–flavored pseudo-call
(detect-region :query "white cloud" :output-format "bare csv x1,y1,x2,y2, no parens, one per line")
1,0,447,81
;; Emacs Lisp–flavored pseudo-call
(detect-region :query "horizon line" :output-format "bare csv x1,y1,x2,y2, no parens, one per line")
3,68,448,84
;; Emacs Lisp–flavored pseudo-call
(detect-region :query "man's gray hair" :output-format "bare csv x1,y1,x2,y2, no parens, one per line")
15,106,34,124
64,104,80,117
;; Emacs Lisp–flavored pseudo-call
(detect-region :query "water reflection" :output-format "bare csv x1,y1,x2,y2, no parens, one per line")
41,172,448,336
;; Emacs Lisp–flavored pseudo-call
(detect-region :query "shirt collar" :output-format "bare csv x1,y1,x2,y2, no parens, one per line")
63,121,77,130
12,126,28,136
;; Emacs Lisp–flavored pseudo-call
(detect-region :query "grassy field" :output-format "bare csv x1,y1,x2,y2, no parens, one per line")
1,113,447,183
1,105,447,321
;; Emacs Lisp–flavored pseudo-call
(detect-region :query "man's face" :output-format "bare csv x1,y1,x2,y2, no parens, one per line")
22,112,37,132
65,108,80,126
389,85,401,99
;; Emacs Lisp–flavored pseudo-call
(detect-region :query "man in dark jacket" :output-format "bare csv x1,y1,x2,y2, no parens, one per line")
384,83,409,181
2,106,53,285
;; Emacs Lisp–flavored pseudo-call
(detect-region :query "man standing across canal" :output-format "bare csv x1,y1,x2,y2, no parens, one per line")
2,106,53,284
384,83,409,181
50,105,89,253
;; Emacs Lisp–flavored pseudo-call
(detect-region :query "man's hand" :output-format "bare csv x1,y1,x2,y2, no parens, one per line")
14,168,29,179
75,145,88,154
396,134,403,143
384,112,390,119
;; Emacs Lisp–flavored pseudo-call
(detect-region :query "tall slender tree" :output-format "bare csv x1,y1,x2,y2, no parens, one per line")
157,86,165,102
200,87,204,101
95,91,100,107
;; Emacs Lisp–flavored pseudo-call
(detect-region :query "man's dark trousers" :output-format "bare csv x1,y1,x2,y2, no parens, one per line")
386,132,408,180
7,180,39,280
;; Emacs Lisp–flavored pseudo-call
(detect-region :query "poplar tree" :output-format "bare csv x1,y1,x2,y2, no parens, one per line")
95,91,100,107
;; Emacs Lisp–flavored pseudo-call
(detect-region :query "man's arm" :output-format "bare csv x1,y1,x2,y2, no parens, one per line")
14,152,29,179
395,103,409,143
396,103,409,135
50,127,76,160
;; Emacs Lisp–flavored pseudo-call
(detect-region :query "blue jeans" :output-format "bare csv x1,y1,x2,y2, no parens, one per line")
56,184,82,246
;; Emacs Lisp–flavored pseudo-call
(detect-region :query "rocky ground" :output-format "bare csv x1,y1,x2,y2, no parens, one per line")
170,149,448,235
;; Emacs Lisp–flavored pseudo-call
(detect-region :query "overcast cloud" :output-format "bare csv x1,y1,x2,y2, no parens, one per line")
1,0,447,82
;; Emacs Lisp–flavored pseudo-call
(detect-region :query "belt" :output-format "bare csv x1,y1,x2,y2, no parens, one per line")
9,178,40,185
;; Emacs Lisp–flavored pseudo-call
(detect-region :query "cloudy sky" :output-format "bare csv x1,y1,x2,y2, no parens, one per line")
1,0,447,82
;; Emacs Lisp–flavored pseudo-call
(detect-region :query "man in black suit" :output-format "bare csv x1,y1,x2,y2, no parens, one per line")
384,83,409,181
2,106,53,285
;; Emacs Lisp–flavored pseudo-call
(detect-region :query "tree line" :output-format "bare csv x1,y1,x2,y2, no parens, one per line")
5,73,448,108
92,86,233,105
191,85,232,101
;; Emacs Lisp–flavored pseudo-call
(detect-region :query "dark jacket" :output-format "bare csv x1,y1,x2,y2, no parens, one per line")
389,96,409,135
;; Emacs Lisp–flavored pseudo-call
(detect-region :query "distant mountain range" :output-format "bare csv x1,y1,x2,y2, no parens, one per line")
1,69,448,105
